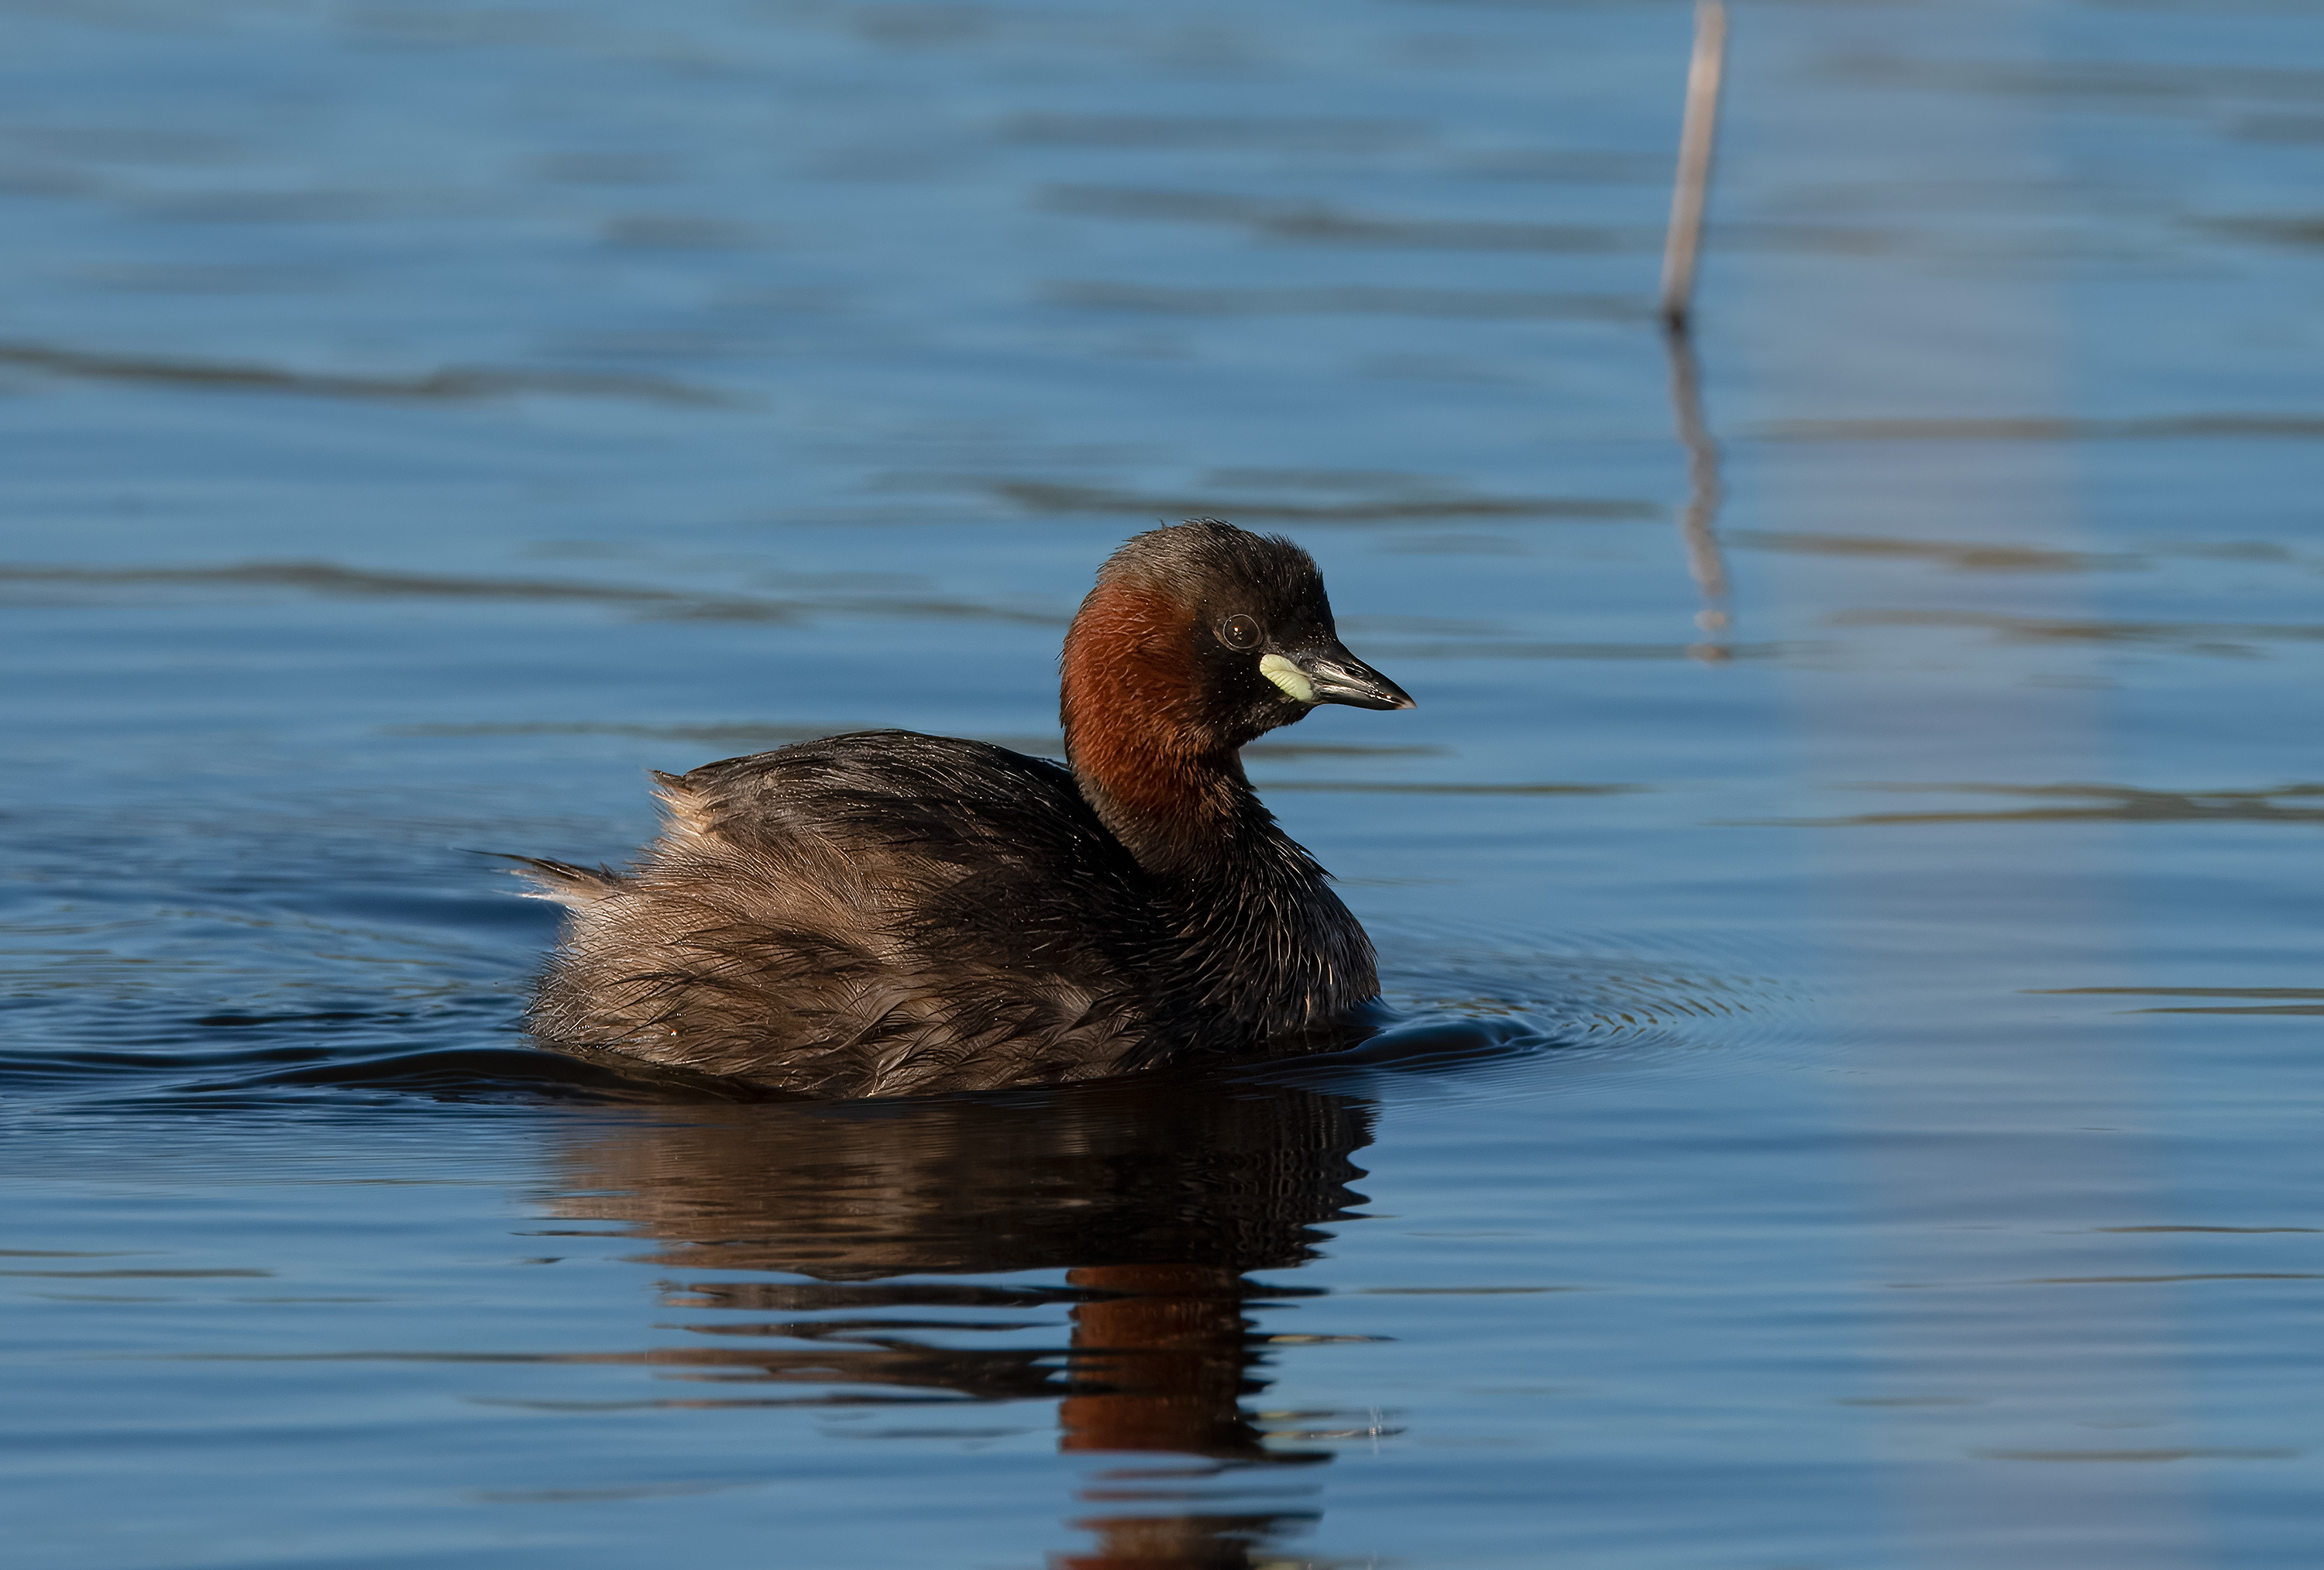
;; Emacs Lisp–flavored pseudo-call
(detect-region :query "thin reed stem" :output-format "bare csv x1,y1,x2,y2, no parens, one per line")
1660,1,1728,331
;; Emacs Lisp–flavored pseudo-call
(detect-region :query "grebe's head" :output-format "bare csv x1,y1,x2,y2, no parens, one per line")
1063,519,1413,764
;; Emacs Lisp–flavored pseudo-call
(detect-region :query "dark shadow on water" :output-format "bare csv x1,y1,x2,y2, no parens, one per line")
2027,986,2324,1018
1366,637,1810,661
985,477,1655,524
0,1036,747,1108
999,114,1425,152
1727,530,2134,575
1739,782,2324,828
7,980,1593,1114
1826,608,2324,657
1754,413,2324,442
1038,184,1648,253
542,1074,1385,1568
0,341,733,406
1045,280,1648,321
0,561,1062,627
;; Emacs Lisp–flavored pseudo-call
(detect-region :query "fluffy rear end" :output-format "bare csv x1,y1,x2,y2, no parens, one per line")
521,735,1167,1095
503,856,627,907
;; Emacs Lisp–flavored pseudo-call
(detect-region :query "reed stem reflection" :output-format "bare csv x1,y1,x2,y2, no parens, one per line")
1662,321,1733,663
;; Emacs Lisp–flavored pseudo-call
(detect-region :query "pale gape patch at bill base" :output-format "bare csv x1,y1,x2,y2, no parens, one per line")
1258,653,1316,705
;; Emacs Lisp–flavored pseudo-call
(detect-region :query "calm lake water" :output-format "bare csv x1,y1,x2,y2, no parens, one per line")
6,1,2322,1565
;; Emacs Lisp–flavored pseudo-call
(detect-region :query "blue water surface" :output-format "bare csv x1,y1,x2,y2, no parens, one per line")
5,2,2322,1565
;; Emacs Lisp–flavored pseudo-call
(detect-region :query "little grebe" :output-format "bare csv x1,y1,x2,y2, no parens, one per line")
514,518,1413,1097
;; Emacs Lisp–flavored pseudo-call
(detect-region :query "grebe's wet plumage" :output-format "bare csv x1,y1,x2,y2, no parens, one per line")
514,520,1413,1098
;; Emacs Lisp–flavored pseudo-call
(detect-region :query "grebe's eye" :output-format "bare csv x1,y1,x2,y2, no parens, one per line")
1219,613,1263,651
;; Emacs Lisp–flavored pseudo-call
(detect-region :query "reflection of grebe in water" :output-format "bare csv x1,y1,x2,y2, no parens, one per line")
544,1076,1380,1568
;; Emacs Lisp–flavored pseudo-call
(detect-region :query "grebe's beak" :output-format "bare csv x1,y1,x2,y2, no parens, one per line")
1263,642,1416,711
